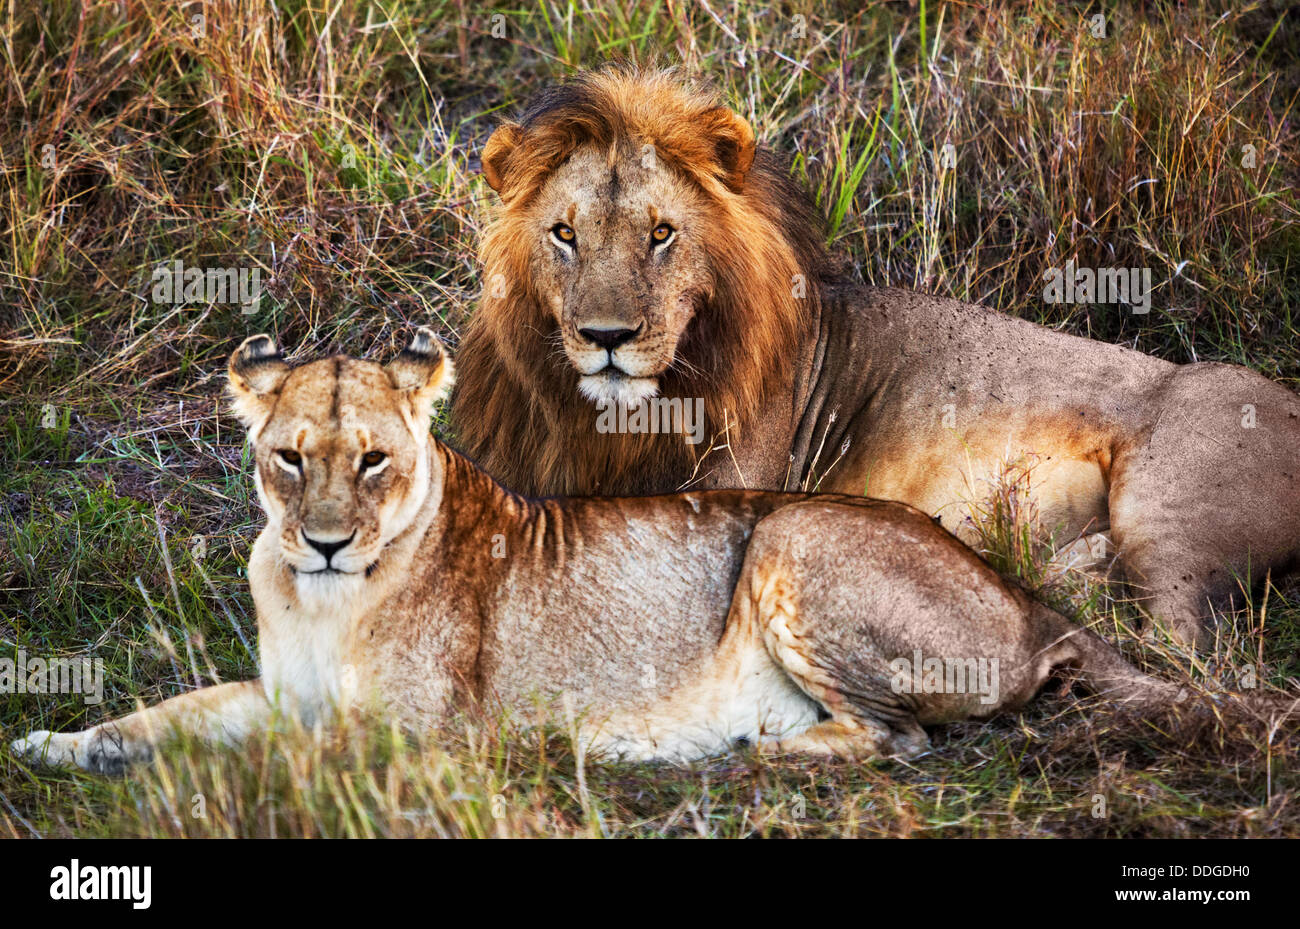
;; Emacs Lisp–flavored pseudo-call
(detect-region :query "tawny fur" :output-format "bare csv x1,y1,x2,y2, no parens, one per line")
452,65,1300,647
11,334,1173,774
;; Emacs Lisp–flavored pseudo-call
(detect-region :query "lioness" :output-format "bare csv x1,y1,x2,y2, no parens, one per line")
12,331,1171,773
453,67,1300,648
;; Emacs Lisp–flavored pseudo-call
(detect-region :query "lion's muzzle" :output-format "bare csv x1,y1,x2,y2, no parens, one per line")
300,529,357,571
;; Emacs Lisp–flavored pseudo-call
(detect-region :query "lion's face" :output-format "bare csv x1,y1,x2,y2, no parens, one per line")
527,145,715,409
227,331,452,597
459,68,819,497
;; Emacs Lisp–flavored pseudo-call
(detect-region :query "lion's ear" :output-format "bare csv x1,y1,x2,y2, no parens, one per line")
386,328,455,420
481,123,523,195
706,106,756,193
227,335,291,431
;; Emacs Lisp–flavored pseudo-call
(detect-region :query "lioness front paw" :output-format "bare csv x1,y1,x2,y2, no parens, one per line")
12,730,81,768
11,727,136,775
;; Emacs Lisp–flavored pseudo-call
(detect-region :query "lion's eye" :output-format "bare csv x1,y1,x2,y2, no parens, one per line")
361,451,387,469
551,223,576,248
651,223,675,246
278,449,302,467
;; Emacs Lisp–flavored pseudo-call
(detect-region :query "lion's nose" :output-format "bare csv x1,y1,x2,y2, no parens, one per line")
302,530,355,564
579,325,639,351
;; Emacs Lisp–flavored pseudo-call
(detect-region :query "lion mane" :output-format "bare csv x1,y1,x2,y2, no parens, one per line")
452,67,833,496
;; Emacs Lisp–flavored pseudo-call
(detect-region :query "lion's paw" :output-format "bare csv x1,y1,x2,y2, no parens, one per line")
12,730,80,768
12,728,132,775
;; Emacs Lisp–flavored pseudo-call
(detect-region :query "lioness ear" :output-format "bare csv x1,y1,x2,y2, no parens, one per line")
481,123,523,195
706,106,756,193
386,328,454,419
227,334,291,431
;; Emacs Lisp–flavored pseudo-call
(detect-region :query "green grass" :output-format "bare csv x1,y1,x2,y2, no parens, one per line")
1,0,1298,837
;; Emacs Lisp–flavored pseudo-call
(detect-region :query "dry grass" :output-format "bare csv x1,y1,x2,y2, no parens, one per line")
2,0,1298,837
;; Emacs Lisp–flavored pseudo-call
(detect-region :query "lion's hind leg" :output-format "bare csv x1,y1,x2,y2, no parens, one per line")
736,499,1181,763
1107,364,1300,649
738,540,931,761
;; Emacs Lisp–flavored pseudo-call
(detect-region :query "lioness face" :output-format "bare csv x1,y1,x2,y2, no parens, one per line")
227,331,452,595
531,145,715,409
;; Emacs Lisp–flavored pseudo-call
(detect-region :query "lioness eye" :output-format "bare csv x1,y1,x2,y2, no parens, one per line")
361,451,387,469
278,449,302,467
551,223,576,247
651,223,674,245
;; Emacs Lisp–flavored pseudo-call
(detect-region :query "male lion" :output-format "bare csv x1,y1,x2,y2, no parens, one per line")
453,67,1300,648
12,331,1172,773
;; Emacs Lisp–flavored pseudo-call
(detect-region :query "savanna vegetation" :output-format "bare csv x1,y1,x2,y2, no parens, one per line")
1,0,1297,837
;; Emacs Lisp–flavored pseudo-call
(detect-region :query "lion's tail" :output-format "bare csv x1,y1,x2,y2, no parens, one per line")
1037,605,1300,726
1034,605,1179,707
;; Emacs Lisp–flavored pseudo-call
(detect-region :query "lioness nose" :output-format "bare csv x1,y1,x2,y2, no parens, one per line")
579,326,639,351
302,530,355,563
